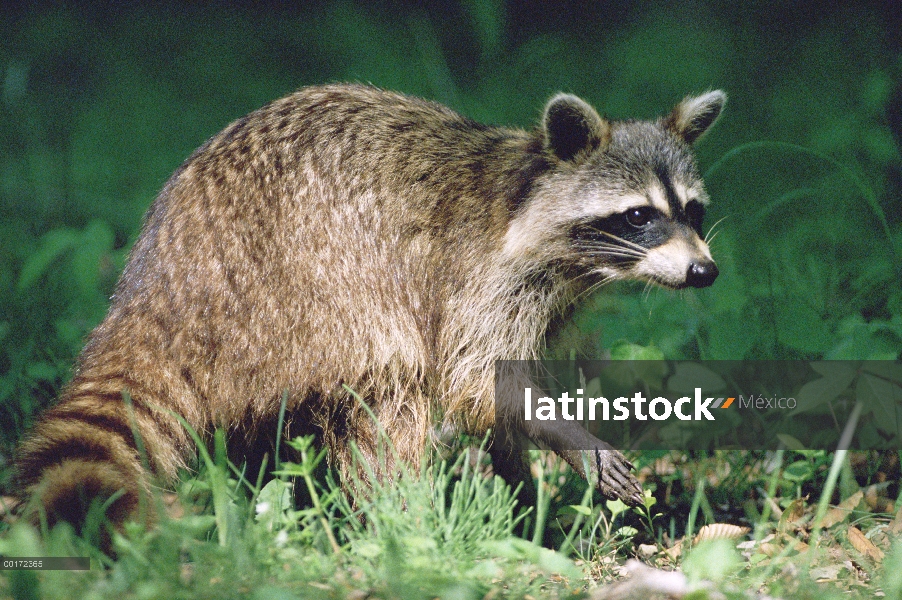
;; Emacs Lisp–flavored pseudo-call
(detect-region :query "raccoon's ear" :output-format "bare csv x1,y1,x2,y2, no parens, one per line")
665,91,726,144
542,94,611,162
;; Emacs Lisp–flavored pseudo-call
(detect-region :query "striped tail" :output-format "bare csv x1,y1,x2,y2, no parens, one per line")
14,382,189,546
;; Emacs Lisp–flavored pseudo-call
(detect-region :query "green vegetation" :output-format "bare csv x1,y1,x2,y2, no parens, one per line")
1,1,899,598
2,435,902,599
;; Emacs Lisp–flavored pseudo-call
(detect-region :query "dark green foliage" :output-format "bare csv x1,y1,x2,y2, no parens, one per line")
1,0,898,506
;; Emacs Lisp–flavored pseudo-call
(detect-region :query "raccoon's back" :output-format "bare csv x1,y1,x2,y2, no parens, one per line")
13,85,541,536
103,84,536,409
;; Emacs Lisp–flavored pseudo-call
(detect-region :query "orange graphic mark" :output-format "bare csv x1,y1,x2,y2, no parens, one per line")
721,397,734,409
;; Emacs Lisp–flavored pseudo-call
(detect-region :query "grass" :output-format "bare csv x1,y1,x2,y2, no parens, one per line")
0,1,899,598
1,429,901,599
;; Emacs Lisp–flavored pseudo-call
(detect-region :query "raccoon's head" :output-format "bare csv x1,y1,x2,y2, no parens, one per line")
507,90,725,291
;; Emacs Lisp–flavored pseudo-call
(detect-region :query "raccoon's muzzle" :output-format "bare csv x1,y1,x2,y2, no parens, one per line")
686,259,718,288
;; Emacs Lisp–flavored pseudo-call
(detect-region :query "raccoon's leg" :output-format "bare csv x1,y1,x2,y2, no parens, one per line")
14,380,191,543
492,418,642,506
323,394,430,499
488,426,537,507
492,421,643,506
494,364,643,506
534,421,644,506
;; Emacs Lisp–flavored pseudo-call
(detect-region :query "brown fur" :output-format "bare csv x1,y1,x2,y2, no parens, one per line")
15,84,725,535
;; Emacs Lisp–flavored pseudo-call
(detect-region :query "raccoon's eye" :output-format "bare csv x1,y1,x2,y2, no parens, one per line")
685,200,705,234
625,206,654,228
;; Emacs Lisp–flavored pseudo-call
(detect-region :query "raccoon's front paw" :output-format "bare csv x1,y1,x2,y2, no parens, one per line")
585,448,644,507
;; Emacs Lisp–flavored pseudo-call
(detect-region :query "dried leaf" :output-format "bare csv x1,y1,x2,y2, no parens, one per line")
663,539,683,561
847,526,884,563
784,534,809,553
0,497,21,516
762,533,809,556
890,504,902,535
778,495,810,533
694,523,750,544
820,490,864,529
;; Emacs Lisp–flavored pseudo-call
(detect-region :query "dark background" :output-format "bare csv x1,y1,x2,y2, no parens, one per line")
1,0,900,481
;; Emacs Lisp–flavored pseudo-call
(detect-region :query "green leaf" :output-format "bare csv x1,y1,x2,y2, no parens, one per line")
667,362,726,394
613,526,638,538
534,547,581,578
25,361,59,382
479,538,581,578
860,362,902,383
610,343,665,361
783,460,815,482
16,227,80,292
794,373,854,414
71,219,115,299
255,479,293,530
568,504,592,516
584,376,602,398
177,515,218,537
775,434,806,450
828,318,902,359
857,373,902,434
603,346,668,390
606,498,628,520
683,539,742,583
810,361,857,382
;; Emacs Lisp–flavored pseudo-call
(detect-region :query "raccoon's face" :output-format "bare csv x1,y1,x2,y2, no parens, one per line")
507,91,725,291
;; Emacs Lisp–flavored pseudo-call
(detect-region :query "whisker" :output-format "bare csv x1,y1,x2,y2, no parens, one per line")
572,247,646,260
642,279,654,302
704,215,729,244
598,231,648,254
569,268,609,285
577,276,617,303
581,228,649,254
572,243,646,259
580,251,645,261
578,243,646,255
569,270,617,303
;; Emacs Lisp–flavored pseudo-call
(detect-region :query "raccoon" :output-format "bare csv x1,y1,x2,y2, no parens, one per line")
14,84,724,536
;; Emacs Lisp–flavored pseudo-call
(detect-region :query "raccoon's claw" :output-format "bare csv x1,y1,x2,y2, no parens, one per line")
559,447,643,506
589,448,644,507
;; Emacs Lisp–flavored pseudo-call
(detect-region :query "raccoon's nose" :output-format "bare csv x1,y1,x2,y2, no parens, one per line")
686,261,718,288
